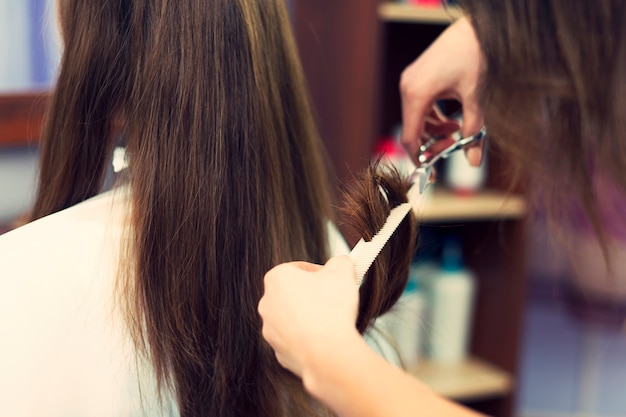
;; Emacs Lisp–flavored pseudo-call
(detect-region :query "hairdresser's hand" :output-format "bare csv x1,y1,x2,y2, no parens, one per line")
258,256,360,379
400,16,485,166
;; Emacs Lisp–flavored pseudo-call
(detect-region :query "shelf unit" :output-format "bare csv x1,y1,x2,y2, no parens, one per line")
292,2,528,417
414,188,526,222
409,356,513,401
378,3,463,24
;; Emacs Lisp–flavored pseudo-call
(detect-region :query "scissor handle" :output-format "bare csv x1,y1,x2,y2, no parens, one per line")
411,126,487,194
417,126,486,167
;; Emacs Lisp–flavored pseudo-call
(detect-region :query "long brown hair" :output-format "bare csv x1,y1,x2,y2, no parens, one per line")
460,0,626,250
32,0,418,416
34,0,332,415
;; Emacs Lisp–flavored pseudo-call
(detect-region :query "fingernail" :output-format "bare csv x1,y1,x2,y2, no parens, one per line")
466,147,483,166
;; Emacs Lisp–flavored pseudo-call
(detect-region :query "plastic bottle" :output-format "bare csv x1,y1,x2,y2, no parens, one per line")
373,135,415,178
441,110,487,195
428,237,476,364
394,279,426,367
444,148,487,195
379,269,427,368
408,258,438,360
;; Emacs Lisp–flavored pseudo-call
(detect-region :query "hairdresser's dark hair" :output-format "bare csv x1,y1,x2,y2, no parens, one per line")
31,1,417,416
460,0,626,250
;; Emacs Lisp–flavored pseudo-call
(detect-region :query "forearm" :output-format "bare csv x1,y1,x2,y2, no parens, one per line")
302,330,484,417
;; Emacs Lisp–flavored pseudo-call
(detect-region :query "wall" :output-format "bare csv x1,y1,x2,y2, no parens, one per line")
519,218,626,416
0,148,38,225
0,0,59,92
517,297,626,417
0,0,59,228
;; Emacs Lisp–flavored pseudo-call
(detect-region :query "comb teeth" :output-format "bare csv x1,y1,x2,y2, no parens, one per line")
348,202,412,286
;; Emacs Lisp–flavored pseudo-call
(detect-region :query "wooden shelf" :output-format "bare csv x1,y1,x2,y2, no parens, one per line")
378,3,464,24
408,356,513,401
410,188,527,222
293,2,527,414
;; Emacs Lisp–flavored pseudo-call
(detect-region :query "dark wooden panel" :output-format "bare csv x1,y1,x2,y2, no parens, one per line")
417,219,528,417
379,22,446,137
291,0,383,189
458,220,527,417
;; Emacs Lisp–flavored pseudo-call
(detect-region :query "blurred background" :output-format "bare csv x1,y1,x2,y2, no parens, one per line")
1,1,625,416
0,0,58,229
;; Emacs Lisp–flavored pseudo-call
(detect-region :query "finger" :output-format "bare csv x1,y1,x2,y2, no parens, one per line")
460,96,484,138
264,261,321,280
423,107,446,126
465,144,484,167
401,106,430,163
425,120,461,138
289,261,323,273
425,137,456,157
400,74,433,163
323,255,357,281
460,97,485,167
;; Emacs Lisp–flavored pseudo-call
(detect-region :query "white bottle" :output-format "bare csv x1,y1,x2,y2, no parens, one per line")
377,260,431,369
428,238,476,365
444,146,487,194
409,259,438,360
387,279,425,368
442,111,487,194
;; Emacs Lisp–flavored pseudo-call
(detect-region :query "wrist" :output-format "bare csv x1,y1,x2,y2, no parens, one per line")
300,327,365,401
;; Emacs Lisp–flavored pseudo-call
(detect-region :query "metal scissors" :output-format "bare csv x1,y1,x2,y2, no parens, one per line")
409,126,487,194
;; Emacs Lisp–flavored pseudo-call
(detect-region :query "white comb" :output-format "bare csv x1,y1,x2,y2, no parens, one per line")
348,202,413,286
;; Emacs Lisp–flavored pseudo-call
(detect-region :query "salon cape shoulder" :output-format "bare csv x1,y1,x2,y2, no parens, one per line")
0,187,392,416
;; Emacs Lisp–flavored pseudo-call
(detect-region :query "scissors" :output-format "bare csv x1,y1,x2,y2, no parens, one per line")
409,126,487,194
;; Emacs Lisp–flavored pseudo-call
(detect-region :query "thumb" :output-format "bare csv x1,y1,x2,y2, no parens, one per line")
460,100,484,138
461,100,486,167
323,255,356,280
